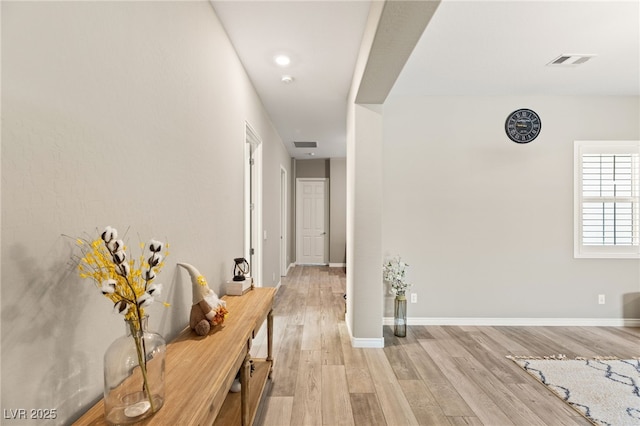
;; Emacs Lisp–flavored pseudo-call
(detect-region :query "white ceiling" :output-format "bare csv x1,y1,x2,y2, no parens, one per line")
211,0,371,159
391,0,640,97
212,0,640,159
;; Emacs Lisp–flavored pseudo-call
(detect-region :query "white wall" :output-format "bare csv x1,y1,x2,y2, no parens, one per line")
1,2,290,424
382,95,640,321
346,1,386,346
329,158,346,265
350,104,384,341
262,128,294,287
296,158,329,178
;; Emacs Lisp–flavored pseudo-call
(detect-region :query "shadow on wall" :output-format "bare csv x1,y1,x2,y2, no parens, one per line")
157,267,189,340
1,237,96,424
622,293,640,320
1,235,190,424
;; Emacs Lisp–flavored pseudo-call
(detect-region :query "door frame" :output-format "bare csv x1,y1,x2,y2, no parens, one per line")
295,178,329,265
244,121,262,286
280,166,288,276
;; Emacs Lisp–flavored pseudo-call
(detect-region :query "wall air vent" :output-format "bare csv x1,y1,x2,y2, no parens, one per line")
293,141,317,148
547,54,596,67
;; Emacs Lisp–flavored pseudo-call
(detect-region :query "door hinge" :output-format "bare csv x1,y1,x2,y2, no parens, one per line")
250,248,255,255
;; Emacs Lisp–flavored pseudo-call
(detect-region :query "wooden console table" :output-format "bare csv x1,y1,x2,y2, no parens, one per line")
74,287,276,426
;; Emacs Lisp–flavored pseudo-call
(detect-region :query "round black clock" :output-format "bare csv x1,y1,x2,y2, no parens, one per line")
505,108,541,143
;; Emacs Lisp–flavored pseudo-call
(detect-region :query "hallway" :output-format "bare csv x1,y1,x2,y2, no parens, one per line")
251,266,639,425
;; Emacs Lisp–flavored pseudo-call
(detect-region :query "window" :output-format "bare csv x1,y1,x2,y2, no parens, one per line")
574,141,640,258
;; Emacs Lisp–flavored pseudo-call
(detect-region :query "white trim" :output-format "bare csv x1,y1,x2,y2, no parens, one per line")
574,140,640,259
344,313,385,348
382,316,640,327
329,263,346,268
351,337,385,348
244,121,263,286
280,166,288,277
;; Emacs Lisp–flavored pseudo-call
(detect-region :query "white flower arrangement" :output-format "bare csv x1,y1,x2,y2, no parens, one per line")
75,226,169,322
74,226,170,416
383,256,410,296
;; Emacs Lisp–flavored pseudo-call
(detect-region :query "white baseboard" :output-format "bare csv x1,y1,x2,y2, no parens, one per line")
344,314,384,348
345,316,639,349
292,262,345,268
351,337,385,348
382,317,640,327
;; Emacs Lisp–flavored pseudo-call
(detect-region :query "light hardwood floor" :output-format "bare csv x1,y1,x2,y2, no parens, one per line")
250,266,640,426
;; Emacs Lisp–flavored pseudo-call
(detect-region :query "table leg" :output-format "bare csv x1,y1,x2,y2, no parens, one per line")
267,308,273,379
240,349,251,426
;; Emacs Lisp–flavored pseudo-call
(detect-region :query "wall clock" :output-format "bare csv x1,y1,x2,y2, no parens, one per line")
505,108,541,143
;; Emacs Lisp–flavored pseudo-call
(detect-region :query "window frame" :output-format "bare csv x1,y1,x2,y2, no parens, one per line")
574,140,640,259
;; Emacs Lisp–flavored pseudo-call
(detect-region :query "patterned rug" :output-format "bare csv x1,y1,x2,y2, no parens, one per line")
507,356,640,425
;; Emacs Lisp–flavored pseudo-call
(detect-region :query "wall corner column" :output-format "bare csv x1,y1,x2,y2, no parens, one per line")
346,102,384,347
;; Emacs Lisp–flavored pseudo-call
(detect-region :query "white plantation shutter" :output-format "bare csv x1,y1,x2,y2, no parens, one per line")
575,141,640,258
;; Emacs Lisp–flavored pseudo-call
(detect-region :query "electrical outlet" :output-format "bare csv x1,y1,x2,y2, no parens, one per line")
411,293,417,303
598,294,605,305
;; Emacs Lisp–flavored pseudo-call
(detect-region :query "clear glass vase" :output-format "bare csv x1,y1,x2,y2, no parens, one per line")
103,316,166,425
394,294,407,337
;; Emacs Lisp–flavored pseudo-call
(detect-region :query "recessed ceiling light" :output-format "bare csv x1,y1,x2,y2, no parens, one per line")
281,75,294,84
274,55,290,67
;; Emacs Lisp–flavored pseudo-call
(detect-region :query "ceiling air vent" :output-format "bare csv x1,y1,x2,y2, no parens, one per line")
293,141,317,148
547,54,596,67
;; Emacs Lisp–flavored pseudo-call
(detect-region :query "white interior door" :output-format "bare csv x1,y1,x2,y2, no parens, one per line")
296,179,328,265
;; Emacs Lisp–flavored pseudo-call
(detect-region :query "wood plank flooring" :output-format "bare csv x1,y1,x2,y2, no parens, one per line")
251,266,640,426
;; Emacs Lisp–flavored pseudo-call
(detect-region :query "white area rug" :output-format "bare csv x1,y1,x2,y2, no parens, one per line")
508,357,640,425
